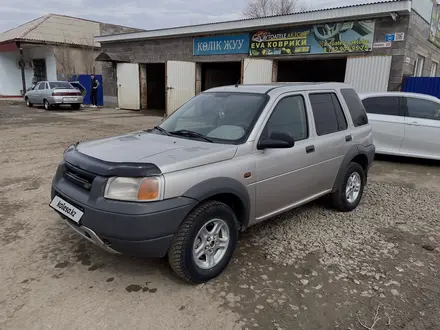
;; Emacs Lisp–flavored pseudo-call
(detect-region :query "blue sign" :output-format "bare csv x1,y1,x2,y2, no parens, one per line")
385,34,395,41
193,34,250,56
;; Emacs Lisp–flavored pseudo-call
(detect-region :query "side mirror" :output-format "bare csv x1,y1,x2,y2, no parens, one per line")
257,131,295,150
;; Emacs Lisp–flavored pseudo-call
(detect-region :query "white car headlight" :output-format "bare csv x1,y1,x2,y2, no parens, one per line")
104,176,164,202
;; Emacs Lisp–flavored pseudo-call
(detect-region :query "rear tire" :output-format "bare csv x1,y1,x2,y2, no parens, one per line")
43,99,51,110
168,200,238,284
25,97,33,107
330,162,365,212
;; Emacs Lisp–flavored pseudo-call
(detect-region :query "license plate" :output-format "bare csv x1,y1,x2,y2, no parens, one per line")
50,196,84,223
64,97,77,102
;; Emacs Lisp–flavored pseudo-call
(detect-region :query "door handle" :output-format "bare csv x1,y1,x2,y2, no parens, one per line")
305,145,315,153
345,135,352,142
408,121,420,126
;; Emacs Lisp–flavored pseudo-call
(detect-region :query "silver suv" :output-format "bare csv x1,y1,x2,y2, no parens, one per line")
50,83,375,283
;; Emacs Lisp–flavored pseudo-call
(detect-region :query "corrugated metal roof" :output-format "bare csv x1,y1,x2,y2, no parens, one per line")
0,15,49,43
96,0,412,43
0,14,100,46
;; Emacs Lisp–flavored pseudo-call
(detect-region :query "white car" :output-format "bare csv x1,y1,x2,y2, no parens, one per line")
359,92,440,161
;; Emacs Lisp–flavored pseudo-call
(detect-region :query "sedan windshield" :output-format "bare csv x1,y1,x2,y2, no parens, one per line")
159,92,268,144
49,82,73,89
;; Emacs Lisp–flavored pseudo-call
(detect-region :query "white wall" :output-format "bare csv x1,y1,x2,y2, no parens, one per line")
412,0,434,23
0,51,22,96
0,46,57,96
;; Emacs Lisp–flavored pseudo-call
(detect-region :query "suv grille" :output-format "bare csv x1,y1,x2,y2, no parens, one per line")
64,163,95,191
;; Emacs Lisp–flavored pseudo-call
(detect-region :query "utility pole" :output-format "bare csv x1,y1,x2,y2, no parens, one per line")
17,42,26,95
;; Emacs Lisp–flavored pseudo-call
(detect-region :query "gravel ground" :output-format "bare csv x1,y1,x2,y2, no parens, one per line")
252,181,440,274
1,104,440,330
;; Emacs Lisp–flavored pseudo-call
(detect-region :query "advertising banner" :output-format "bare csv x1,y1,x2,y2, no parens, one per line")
429,4,440,48
249,20,375,57
193,34,250,56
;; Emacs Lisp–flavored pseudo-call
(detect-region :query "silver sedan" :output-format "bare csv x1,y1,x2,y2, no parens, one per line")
24,81,84,110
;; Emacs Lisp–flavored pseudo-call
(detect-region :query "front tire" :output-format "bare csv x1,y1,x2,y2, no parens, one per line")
168,200,238,284
25,97,33,107
331,162,365,212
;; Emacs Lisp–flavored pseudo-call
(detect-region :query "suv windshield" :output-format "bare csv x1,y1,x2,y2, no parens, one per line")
49,82,73,89
159,92,268,144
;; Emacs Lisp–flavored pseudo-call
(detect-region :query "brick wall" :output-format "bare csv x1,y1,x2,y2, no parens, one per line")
372,10,440,90
403,10,440,78
101,33,249,63
371,16,410,91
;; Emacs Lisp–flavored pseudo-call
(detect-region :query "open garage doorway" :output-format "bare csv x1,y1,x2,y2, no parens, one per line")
146,63,166,113
277,58,347,83
201,62,241,91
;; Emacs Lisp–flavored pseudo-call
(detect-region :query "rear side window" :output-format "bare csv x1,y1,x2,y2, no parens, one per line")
362,96,400,116
406,97,440,121
49,81,73,89
341,88,369,126
309,93,347,136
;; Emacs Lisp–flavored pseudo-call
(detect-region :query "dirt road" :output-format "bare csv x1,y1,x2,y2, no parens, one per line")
1,105,439,329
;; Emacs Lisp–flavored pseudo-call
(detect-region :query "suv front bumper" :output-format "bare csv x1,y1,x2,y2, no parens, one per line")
51,163,197,258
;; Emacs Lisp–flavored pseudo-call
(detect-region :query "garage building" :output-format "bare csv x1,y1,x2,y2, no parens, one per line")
95,0,440,116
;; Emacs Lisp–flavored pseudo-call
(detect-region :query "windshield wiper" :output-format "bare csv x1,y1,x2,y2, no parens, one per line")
169,129,214,143
145,126,170,136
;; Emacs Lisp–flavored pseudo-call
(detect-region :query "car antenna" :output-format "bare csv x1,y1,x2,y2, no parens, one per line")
235,59,252,87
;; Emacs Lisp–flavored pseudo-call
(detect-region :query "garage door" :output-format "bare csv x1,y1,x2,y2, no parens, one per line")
242,59,273,84
166,60,196,115
117,63,140,110
344,56,392,93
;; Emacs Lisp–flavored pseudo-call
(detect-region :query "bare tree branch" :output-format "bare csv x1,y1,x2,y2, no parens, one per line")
53,34,76,81
79,36,96,75
242,0,309,18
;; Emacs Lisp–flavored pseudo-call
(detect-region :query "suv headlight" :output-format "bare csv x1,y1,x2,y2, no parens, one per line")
104,176,164,202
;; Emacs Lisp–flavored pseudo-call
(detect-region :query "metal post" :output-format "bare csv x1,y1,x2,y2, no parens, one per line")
17,42,26,95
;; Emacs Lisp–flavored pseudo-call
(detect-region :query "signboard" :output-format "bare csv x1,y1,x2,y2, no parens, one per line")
385,34,395,41
373,42,392,48
429,3,440,48
394,32,405,41
249,20,375,57
193,34,250,56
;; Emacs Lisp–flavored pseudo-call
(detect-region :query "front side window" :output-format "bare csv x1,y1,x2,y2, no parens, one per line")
38,83,46,90
309,93,347,136
262,95,308,142
406,97,440,121
362,96,400,116
159,92,269,144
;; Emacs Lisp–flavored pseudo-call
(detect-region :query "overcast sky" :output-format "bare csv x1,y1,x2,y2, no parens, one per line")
0,0,383,33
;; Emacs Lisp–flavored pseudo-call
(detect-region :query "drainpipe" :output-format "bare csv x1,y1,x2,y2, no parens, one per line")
17,42,26,95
